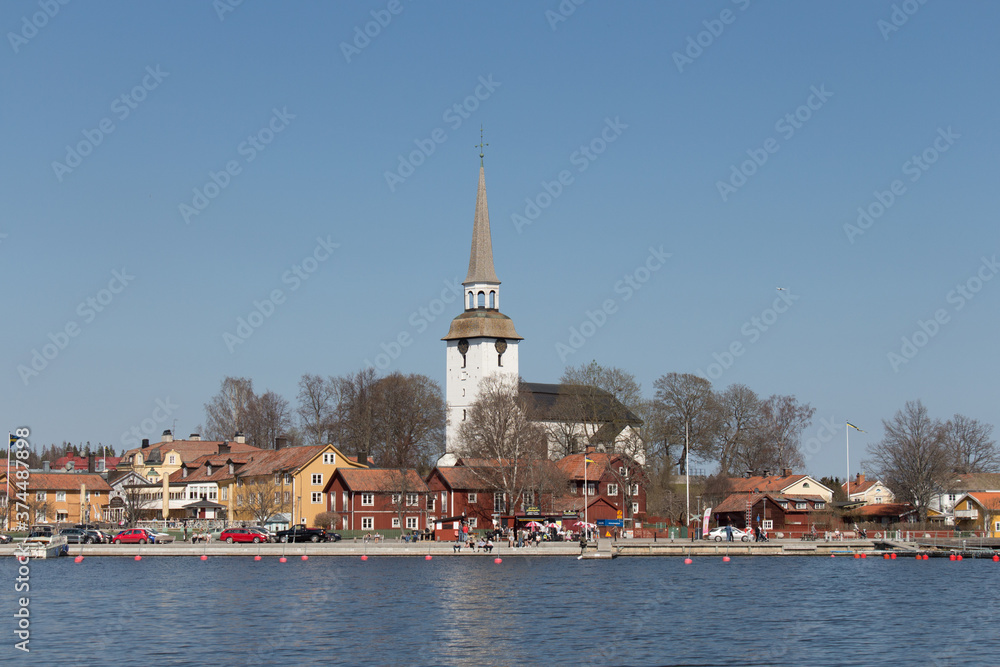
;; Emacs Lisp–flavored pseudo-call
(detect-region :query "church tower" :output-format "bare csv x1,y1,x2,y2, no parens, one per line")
440,152,522,464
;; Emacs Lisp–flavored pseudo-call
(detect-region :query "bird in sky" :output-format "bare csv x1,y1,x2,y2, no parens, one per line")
776,287,787,291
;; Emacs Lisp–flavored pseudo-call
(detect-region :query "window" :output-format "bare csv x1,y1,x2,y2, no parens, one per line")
36,509,46,522
220,487,228,501
803,482,810,488
607,483,619,496
632,502,639,514
874,497,883,504
391,494,400,504
342,491,348,510
947,494,957,502
361,517,373,530
311,492,322,504
494,492,505,513
392,517,401,528
275,473,281,485
468,492,477,504
237,478,244,487
995,521,1000,532
587,483,597,496
285,474,292,485
427,497,435,511
283,491,290,503
468,517,478,528
56,491,66,502
323,453,336,464
815,502,825,509
169,455,176,465
406,517,419,530
406,493,418,506
779,502,788,509
362,493,374,506
795,502,807,510
311,473,323,485
632,484,639,495
275,492,281,503
763,519,773,530
36,492,46,501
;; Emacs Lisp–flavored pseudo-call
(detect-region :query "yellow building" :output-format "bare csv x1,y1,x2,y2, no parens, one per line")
1,472,111,526
215,444,367,527
953,492,1000,537
117,431,262,483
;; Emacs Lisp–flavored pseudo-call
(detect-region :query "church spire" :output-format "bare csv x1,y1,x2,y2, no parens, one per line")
464,159,500,286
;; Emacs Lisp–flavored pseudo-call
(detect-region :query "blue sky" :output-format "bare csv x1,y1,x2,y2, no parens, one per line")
3,1,998,478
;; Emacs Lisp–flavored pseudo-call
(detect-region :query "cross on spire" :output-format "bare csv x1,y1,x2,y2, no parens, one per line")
475,125,488,165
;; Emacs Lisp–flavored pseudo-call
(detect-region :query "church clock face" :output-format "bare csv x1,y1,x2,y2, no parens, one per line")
494,339,507,354
458,339,469,355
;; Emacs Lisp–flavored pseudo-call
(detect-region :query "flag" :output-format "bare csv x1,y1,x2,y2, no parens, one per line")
846,422,865,432
584,457,595,464
8,434,16,451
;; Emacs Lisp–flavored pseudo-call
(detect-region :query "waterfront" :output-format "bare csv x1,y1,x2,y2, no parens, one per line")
2,555,996,665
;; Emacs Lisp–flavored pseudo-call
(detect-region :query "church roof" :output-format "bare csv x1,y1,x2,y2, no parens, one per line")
442,309,523,341
465,165,500,285
521,383,642,426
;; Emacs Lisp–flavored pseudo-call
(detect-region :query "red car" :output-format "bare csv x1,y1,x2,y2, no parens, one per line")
220,528,265,544
112,528,156,544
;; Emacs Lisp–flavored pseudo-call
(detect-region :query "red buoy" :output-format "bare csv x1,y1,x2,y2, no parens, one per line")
74,555,84,563
200,554,208,561
254,555,261,561
279,557,287,563
915,554,921,560
923,554,929,560
494,557,502,564
683,558,692,564
853,553,860,559
134,555,142,561
361,555,368,561
883,554,890,560
830,554,835,558
949,554,956,561
992,554,999,562
861,553,867,559
957,554,963,561
890,553,896,560
301,555,309,561
425,555,432,560
722,556,730,562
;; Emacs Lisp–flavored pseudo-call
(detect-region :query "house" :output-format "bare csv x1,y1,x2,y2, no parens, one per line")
927,473,1000,522
728,470,835,503
51,452,121,474
713,492,831,534
425,465,499,530
842,473,894,505
0,471,111,525
327,468,430,532
116,430,261,483
555,450,647,525
952,492,1000,537
842,502,917,526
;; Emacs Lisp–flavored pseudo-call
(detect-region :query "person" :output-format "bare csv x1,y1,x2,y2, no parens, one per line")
754,524,762,542
183,524,188,542
579,532,587,554
485,538,493,553
725,523,733,542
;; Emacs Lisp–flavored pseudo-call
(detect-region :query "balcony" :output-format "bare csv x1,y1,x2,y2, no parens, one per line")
954,509,978,519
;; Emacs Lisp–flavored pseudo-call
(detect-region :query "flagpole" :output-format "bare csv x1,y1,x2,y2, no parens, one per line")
584,454,588,535
6,433,11,531
685,421,690,537
846,421,850,502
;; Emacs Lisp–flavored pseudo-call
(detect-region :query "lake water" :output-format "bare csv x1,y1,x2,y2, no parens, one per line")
3,554,996,666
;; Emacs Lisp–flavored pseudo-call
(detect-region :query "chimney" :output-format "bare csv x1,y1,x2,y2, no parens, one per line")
43,460,50,472
763,470,771,478
357,451,369,467
233,431,246,444
162,430,173,443
141,438,150,449
274,437,288,450
783,468,792,477
189,433,201,441
857,472,865,485
218,442,230,455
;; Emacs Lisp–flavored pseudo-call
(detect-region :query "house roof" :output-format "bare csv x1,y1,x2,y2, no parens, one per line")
51,454,122,471
167,453,258,484
334,468,429,493
430,466,496,490
851,503,914,518
844,478,881,495
729,474,831,496
556,451,640,481
964,491,1000,508
119,439,262,467
714,492,827,514
947,473,1000,491
26,472,111,492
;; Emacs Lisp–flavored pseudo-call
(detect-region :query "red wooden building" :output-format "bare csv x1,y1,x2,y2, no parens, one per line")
327,468,430,532
555,450,647,526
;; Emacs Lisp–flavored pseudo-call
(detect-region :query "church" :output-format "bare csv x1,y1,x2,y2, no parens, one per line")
438,150,642,466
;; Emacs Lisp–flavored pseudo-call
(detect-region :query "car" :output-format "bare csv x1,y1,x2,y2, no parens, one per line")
0,534,12,544
246,527,272,543
146,529,175,543
57,527,95,544
274,526,328,543
112,528,156,544
83,529,105,544
706,526,751,542
327,532,342,543
221,528,265,544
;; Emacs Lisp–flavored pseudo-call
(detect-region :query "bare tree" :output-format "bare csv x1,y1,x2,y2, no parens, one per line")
716,384,763,475
297,374,338,446
754,394,815,471
943,415,999,474
553,362,644,457
119,483,157,527
863,400,949,522
246,390,294,450
234,477,289,527
334,368,380,461
372,373,445,470
457,374,548,516
652,373,720,474
701,473,733,509
314,510,341,531
204,377,256,441
379,469,426,532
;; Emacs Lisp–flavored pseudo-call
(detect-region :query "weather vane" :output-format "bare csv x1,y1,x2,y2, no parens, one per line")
475,125,488,165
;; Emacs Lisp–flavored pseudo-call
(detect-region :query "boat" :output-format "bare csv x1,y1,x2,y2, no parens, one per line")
21,535,69,559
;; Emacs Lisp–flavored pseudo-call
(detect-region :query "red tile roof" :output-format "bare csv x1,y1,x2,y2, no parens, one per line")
335,469,428,493
51,454,122,471
26,472,111,492
119,439,262,468
853,503,914,518
555,451,638,481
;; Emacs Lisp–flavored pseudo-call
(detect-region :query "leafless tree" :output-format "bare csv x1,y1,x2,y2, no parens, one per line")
204,377,256,441
334,368,380,462
942,414,999,474
314,511,341,531
652,373,720,474
863,400,949,522
457,374,549,516
118,482,157,527
246,391,294,450
297,374,338,446
753,395,814,471
234,477,289,527
371,373,445,471
554,362,644,454
716,384,763,475
701,473,733,509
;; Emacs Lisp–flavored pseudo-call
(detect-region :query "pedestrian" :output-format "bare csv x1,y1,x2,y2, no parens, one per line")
725,523,733,542
183,524,188,542
579,532,587,554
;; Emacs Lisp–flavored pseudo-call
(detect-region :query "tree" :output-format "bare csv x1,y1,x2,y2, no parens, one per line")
457,374,549,516
701,473,733,509
379,469,427,532
863,400,949,522
334,368,380,462
734,394,815,474
246,390,294,450
234,477,289,527
370,373,445,470
652,373,719,474
297,374,338,446
715,384,763,475
118,481,157,527
942,415,999,474
818,476,848,502
204,377,256,442
314,511,341,531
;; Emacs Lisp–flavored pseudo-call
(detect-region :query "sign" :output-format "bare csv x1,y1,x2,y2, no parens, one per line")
702,506,712,537
616,510,623,519
525,506,541,515
596,519,624,527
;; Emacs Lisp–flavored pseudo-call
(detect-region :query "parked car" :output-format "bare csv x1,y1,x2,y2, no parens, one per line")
83,529,105,544
0,533,12,544
112,528,156,544
706,526,751,542
246,527,272,542
58,527,95,544
146,529,175,543
275,526,329,543
221,528,265,544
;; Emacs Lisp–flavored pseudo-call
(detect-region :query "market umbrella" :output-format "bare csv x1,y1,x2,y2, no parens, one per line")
525,521,543,529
